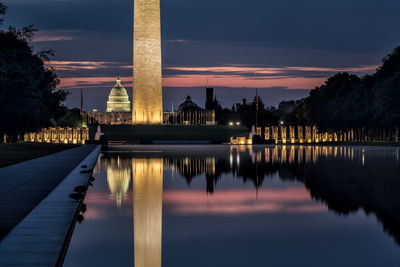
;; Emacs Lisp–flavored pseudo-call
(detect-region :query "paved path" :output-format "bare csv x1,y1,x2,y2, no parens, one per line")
0,145,100,266
0,145,98,241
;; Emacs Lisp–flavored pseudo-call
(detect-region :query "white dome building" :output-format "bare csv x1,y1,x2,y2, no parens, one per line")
106,76,131,113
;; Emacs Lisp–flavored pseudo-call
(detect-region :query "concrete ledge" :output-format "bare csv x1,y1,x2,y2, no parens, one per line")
0,145,101,266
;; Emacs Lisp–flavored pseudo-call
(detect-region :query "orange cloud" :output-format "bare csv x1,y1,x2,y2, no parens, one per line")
59,76,132,89
168,66,282,74
47,61,117,71
167,65,377,75
162,74,327,89
59,75,325,90
55,63,377,90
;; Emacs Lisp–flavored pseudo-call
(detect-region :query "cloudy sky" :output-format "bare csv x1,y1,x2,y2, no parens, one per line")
2,0,400,111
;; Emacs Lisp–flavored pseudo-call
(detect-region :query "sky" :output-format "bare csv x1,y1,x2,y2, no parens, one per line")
2,0,400,112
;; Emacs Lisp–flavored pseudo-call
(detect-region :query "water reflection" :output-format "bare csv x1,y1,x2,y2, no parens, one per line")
63,145,400,267
132,158,163,267
100,145,400,248
94,156,163,266
105,156,131,207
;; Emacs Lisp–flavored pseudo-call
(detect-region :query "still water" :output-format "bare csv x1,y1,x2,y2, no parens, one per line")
63,145,400,267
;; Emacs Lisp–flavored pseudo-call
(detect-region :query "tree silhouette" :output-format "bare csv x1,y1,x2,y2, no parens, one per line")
0,3,67,141
290,46,400,137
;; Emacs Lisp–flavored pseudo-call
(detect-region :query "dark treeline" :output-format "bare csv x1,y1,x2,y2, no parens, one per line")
290,46,400,134
216,96,299,128
217,46,400,139
0,3,67,142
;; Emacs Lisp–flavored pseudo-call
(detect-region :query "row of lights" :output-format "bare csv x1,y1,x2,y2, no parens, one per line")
229,121,285,126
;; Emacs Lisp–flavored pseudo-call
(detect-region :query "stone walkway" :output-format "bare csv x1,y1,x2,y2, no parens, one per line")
0,145,101,266
0,145,98,241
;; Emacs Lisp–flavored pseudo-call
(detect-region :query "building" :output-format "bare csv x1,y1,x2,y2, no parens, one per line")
205,87,219,111
164,93,215,125
87,81,216,126
205,87,214,110
88,111,131,125
87,76,132,125
132,0,163,124
106,76,131,113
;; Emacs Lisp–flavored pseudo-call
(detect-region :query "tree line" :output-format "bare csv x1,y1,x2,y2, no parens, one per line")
0,2,71,142
290,46,400,133
217,45,400,140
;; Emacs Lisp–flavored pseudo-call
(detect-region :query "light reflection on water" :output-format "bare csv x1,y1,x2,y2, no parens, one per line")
63,145,400,267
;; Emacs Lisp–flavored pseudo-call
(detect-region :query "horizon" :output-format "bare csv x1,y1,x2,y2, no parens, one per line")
2,0,400,111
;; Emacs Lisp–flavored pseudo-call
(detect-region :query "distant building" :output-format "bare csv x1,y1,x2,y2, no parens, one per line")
87,76,132,125
163,90,216,125
205,87,214,110
163,109,176,125
205,87,220,111
177,95,214,125
106,76,131,113
88,80,217,125
235,98,249,111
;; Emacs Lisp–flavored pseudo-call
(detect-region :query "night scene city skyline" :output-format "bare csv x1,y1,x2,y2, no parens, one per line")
3,0,400,111
1,0,400,266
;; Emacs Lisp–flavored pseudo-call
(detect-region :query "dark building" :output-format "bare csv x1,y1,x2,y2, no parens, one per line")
205,87,214,110
164,87,217,125
205,87,221,112
236,98,249,112
177,95,215,125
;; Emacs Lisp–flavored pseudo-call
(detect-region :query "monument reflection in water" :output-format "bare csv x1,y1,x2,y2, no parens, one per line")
63,145,400,267
99,156,163,267
132,158,163,267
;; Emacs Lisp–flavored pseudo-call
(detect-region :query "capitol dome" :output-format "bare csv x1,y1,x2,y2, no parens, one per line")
106,76,131,113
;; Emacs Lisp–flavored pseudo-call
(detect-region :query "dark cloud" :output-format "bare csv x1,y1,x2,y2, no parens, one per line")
2,0,400,111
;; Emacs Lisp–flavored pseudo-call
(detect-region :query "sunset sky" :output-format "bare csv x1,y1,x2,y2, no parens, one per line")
3,0,400,111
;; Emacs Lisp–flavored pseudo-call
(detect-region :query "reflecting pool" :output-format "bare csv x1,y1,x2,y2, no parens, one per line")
63,145,400,267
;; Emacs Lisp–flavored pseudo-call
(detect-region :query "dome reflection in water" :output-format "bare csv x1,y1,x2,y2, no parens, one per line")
63,145,400,267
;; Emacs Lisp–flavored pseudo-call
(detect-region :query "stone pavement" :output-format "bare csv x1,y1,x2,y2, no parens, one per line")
0,144,98,241
0,145,101,266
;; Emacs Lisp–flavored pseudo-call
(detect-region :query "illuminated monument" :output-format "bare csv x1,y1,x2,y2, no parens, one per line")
133,158,163,267
133,0,163,124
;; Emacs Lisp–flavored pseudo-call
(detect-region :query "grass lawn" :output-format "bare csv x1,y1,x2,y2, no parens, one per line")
0,143,79,168
90,125,249,144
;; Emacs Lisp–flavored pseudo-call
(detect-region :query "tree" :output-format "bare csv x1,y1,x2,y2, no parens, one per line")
0,3,6,25
57,108,88,128
0,3,67,141
287,45,400,138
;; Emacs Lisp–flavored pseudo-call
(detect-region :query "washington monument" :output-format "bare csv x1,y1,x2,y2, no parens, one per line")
132,0,163,124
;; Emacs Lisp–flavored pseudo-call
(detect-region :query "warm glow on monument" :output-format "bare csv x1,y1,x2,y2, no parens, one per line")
133,158,163,267
132,0,163,124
